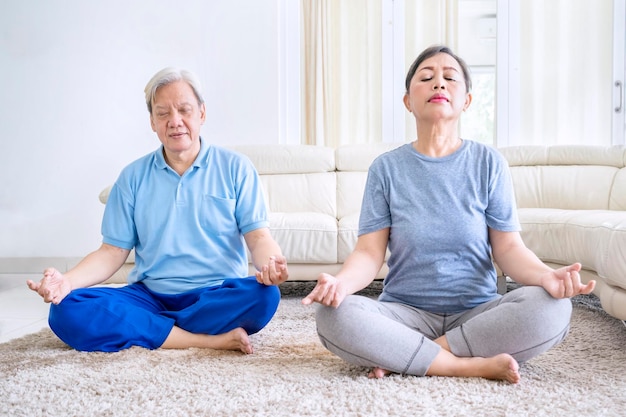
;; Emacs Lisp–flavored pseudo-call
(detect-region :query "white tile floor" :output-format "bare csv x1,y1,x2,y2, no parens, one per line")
0,273,51,343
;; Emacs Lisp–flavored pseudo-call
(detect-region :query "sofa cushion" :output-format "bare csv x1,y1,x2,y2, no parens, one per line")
519,208,626,289
610,168,626,210
335,142,402,171
337,212,359,263
336,171,368,221
269,212,337,263
335,143,402,262
500,144,626,167
230,145,335,174
509,166,618,210
259,172,336,217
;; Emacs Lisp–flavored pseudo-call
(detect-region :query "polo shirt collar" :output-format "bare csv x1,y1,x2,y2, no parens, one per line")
154,137,210,170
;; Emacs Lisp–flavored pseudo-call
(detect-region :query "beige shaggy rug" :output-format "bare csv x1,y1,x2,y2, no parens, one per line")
2,282,626,417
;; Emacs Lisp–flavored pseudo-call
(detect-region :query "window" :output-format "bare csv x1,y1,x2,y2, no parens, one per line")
297,0,623,147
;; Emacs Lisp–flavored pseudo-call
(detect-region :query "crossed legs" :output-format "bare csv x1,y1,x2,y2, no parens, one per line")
315,286,571,383
49,277,281,353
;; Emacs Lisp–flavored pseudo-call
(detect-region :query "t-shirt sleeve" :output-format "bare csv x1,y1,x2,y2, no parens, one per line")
486,152,521,232
358,161,392,236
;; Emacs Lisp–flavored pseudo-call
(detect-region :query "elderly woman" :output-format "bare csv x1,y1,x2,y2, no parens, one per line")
28,68,289,353
303,45,595,383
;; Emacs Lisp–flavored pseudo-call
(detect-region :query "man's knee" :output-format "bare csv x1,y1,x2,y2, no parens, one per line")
48,293,95,350
244,284,281,334
257,284,281,315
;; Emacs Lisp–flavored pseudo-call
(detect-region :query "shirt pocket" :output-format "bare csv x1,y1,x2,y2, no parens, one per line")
200,195,238,235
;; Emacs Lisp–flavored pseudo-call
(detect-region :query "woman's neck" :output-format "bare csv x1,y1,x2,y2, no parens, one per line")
413,122,462,157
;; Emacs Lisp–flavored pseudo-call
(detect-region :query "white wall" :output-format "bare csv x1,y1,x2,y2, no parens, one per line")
0,0,285,269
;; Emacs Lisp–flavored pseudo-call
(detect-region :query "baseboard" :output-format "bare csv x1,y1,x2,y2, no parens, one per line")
0,257,82,273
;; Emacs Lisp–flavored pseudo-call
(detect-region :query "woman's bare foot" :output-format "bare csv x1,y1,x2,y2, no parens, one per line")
428,351,520,384
368,367,392,379
161,326,253,354
368,353,520,383
472,353,520,383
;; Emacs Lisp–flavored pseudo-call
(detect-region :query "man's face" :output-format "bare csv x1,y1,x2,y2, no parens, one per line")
150,80,206,155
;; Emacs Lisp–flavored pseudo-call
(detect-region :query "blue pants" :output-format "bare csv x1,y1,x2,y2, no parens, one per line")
48,277,281,352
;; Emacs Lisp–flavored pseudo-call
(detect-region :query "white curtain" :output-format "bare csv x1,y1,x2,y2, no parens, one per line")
301,0,455,147
301,0,614,148
301,0,382,147
516,0,613,146
403,0,455,141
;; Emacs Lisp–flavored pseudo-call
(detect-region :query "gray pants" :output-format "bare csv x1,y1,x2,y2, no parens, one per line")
315,286,572,376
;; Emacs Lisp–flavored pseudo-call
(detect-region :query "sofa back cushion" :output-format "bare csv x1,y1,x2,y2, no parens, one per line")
611,168,626,210
230,145,337,217
500,145,626,210
334,143,403,263
335,143,404,219
508,165,618,210
230,145,339,264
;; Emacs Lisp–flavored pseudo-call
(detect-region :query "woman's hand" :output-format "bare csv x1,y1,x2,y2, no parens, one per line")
256,255,289,286
302,273,347,308
540,262,596,299
26,268,72,305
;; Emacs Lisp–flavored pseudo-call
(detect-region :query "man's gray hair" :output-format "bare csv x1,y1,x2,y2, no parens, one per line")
144,67,205,113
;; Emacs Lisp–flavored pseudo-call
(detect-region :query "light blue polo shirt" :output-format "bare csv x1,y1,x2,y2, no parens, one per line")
102,139,269,294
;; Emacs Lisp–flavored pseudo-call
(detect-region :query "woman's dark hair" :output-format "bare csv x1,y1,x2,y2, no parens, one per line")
404,45,472,93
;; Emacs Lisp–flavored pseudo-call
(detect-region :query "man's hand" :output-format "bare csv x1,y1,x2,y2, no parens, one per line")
541,262,596,299
302,273,346,308
256,255,289,286
26,268,72,305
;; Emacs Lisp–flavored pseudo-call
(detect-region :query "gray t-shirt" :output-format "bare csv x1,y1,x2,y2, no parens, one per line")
359,140,520,313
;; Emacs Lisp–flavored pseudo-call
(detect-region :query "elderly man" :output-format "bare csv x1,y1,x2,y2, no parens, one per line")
28,68,288,353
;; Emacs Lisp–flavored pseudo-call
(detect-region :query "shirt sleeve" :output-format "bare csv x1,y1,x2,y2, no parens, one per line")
358,160,392,236
101,171,138,250
485,152,521,232
233,156,270,235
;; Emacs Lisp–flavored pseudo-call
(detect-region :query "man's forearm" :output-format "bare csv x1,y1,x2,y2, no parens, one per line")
64,244,130,289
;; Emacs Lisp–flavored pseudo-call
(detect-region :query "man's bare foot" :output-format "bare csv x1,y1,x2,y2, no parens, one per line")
161,326,253,354
368,367,392,379
218,327,253,354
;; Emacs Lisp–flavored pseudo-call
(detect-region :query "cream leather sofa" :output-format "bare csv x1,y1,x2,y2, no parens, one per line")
99,143,626,321
499,145,626,321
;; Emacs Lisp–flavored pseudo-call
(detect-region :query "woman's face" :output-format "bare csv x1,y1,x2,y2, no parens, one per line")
403,52,471,123
150,80,206,156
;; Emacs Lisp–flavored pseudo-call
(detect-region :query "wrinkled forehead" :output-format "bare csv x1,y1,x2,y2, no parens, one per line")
153,81,198,106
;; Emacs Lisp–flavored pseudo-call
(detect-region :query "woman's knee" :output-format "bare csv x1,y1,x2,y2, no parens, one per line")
517,286,573,333
314,300,362,357
529,286,572,316
315,296,369,340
